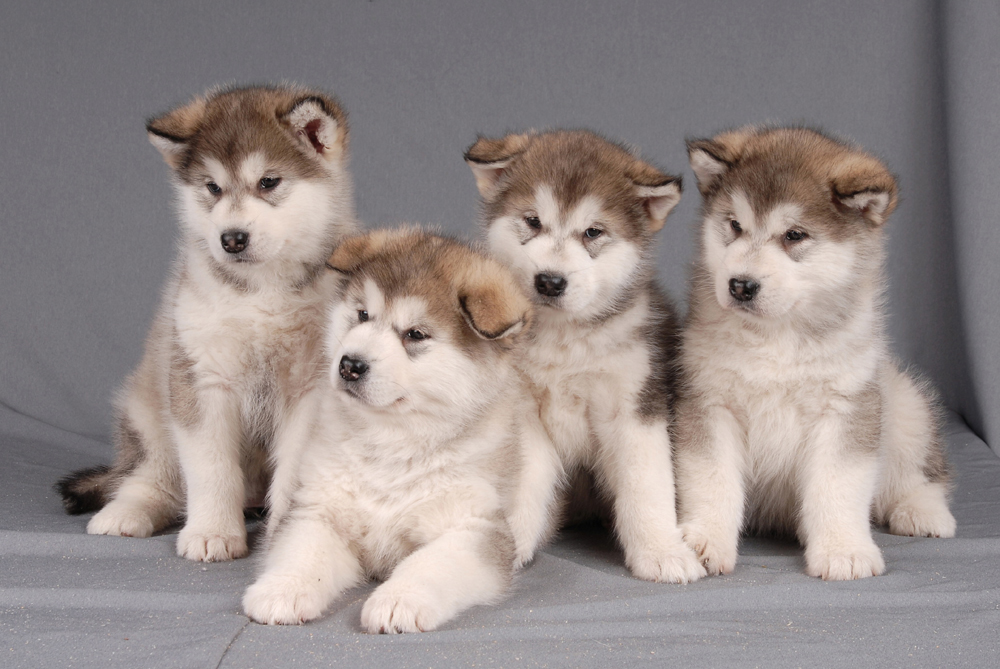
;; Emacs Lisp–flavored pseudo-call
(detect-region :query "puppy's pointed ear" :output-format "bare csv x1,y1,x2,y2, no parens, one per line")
830,156,898,226
282,94,348,163
146,97,207,169
630,161,682,232
457,257,532,342
464,133,533,199
327,230,395,274
686,129,754,195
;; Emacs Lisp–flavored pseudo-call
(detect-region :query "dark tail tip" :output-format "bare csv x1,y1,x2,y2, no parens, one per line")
55,465,112,515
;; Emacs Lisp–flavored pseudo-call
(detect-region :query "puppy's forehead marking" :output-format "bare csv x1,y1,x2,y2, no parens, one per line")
763,203,804,233
387,295,429,330
362,277,386,314
534,184,560,223
730,191,755,228
239,152,267,185
202,157,230,187
566,195,605,231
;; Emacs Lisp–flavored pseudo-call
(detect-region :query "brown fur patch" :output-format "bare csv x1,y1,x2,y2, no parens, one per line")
168,335,200,427
147,85,349,183
636,284,682,422
330,229,532,354
688,127,898,240
466,130,681,241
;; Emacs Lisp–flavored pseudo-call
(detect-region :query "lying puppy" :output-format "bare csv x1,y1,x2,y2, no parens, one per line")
243,229,532,631
56,85,357,561
674,126,956,580
464,130,705,583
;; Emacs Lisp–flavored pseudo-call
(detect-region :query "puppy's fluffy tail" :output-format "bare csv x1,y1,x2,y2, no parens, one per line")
56,465,114,515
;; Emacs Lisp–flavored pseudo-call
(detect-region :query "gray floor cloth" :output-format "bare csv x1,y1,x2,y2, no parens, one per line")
2,408,997,669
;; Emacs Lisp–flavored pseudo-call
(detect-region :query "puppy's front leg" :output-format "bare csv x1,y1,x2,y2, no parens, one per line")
507,408,564,567
264,388,322,547
244,508,363,625
592,403,705,583
800,411,884,580
174,385,247,562
674,402,745,576
361,519,513,634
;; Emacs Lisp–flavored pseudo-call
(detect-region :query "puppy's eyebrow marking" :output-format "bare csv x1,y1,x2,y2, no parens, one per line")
362,278,386,317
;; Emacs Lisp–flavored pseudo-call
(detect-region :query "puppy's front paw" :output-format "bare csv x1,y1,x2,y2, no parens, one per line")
888,495,956,538
243,575,326,625
87,504,155,538
805,541,885,580
681,523,737,576
176,526,247,562
627,540,707,584
361,584,443,634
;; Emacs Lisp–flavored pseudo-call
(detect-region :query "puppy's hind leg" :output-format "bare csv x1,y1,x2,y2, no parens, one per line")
877,367,956,538
361,517,514,634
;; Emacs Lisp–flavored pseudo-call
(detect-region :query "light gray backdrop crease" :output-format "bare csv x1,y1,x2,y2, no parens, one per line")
0,0,997,452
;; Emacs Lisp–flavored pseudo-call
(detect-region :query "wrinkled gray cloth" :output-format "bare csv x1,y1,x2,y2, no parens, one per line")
2,408,997,669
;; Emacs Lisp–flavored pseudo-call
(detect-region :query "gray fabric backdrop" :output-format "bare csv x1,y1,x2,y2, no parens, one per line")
2,3,999,667
1,0,997,452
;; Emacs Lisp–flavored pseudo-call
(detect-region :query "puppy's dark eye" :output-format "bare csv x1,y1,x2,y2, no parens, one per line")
358,310,368,322
584,228,603,239
206,182,222,195
259,177,281,190
524,216,542,230
730,219,742,233
785,229,806,242
405,329,428,341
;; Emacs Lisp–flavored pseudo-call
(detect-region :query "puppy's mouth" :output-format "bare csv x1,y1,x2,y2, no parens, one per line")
341,384,407,410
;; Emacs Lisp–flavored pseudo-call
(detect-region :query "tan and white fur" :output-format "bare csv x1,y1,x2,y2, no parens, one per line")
464,130,705,583
243,229,531,631
56,85,357,562
674,126,955,581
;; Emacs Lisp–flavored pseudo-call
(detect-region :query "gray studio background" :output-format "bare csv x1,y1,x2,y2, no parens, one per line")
1,0,997,453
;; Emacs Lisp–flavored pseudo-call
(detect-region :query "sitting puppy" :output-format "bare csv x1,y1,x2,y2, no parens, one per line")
243,229,532,631
56,85,357,561
464,130,705,583
674,126,956,581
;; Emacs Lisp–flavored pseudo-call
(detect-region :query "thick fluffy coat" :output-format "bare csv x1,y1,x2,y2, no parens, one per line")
243,229,532,631
674,126,955,580
57,85,357,561
465,130,704,583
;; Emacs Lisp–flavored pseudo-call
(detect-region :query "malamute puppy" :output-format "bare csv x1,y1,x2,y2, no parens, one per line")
243,229,531,630
463,130,705,583
57,85,357,562
674,126,956,580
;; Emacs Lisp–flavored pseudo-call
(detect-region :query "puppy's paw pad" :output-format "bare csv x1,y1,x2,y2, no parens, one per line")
628,543,707,584
806,544,885,580
361,588,440,634
888,503,956,538
87,506,154,538
177,529,248,562
243,577,324,625
681,524,736,576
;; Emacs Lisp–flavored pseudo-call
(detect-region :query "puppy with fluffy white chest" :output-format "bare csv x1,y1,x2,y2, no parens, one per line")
674,126,956,581
243,229,532,631
57,85,357,562
464,130,705,583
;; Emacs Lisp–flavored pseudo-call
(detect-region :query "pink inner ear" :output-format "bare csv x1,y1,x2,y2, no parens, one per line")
303,119,325,154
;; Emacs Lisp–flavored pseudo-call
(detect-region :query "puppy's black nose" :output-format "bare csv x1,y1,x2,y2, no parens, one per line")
339,355,368,381
221,230,249,254
535,273,567,298
729,277,760,302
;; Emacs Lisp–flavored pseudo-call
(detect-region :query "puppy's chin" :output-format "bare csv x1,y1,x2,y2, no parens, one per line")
339,385,408,412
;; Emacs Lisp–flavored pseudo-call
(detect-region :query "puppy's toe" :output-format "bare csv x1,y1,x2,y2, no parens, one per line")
681,524,737,576
87,505,155,538
243,576,325,625
806,542,885,580
177,527,248,562
361,585,439,634
628,540,707,584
